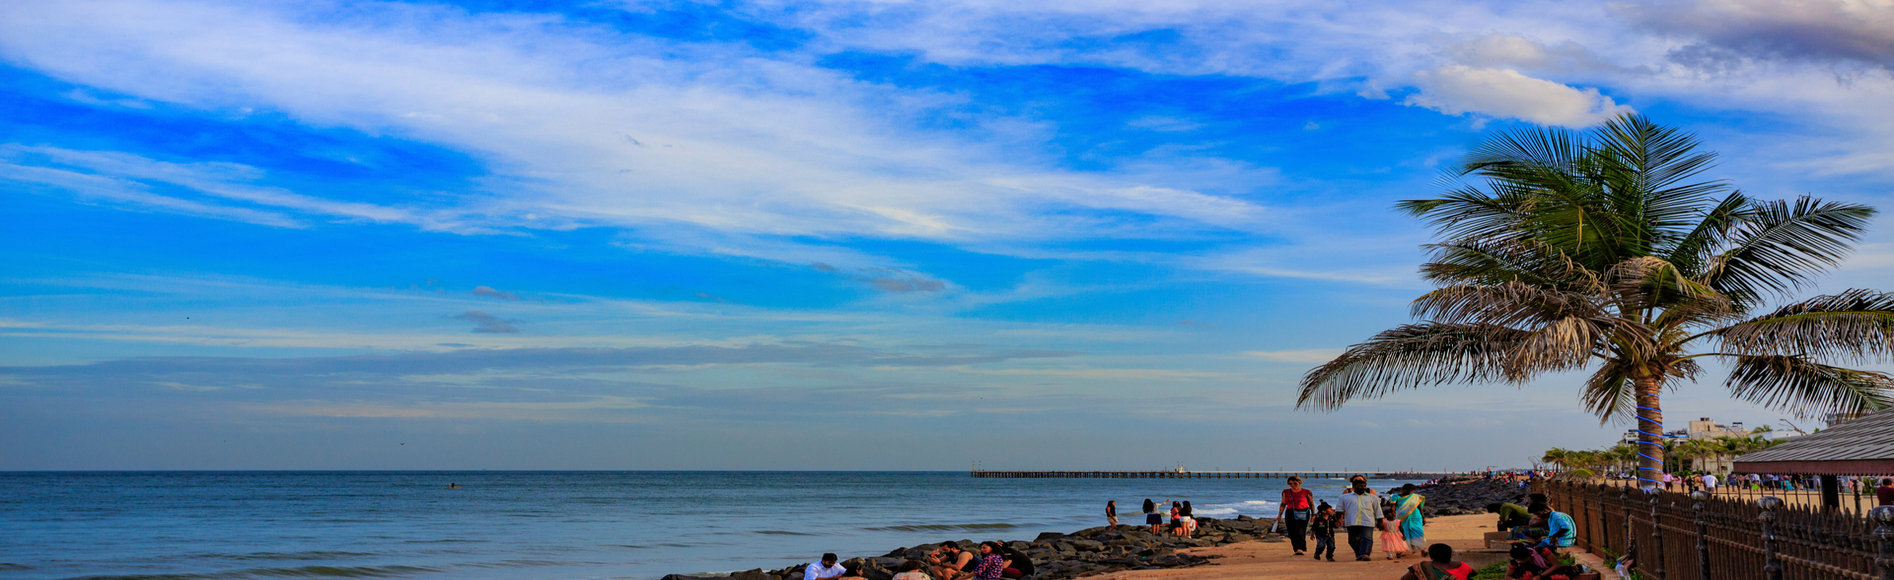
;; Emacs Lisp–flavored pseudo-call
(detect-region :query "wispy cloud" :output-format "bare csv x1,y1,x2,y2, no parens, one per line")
451,311,520,333
1242,348,1344,363
0,0,1271,259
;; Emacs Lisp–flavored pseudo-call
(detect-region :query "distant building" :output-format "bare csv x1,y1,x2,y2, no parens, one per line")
1682,417,1752,473
1618,417,1759,473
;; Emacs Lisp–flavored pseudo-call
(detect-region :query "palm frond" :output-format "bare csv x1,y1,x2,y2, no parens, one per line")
1714,289,1894,363
1705,197,1877,304
1667,191,1751,277
1592,114,1729,240
1397,185,1532,244
1296,323,1533,411
1418,239,1600,291
1602,256,1730,315
1411,281,1604,328
1722,354,1894,418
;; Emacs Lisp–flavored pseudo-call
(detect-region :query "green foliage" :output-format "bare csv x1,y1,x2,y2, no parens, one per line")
1302,114,1894,484
1470,561,1509,579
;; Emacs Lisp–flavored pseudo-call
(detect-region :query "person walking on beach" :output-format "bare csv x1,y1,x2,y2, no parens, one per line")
1378,506,1410,559
1392,483,1426,550
1310,501,1338,562
1275,476,1315,556
1336,475,1382,561
1105,500,1117,529
1142,498,1163,534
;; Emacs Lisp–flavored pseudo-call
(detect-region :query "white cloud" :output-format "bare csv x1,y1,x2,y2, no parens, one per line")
1441,34,1628,74
0,0,1266,258
0,145,439,228
1405,66,1634,127
1125,115,1205,132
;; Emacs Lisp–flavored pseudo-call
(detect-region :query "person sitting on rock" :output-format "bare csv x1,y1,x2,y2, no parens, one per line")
892,560,932,580
968,542,1007,580
1399,544,1474,580
998,544,1034,579
925,543,974,580
807,554,856,580
1487,502,1531,532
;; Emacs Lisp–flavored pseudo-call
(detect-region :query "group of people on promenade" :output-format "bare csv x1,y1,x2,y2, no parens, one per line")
1269,475,1427,563
1105,498,1200,536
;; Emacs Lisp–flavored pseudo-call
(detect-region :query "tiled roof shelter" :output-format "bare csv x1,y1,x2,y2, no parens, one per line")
1732,408,1893,510
1734,408,1894,475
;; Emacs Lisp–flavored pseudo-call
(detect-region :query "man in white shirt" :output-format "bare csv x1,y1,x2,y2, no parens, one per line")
1701,473,1718,493
1335,475,1383,562
806,553,851,580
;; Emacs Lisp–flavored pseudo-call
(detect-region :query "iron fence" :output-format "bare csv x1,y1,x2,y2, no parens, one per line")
1587,474,1894,520
1537,479,1894,580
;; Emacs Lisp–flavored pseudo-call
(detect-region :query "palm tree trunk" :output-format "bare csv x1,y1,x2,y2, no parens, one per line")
1635,376,1665,491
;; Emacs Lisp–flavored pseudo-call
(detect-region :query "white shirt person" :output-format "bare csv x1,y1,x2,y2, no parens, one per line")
807,554,850,580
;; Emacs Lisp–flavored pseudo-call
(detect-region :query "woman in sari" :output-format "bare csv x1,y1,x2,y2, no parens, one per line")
1392,484,1426,549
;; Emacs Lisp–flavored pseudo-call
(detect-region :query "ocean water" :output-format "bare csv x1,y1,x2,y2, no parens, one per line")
0,472,1417,580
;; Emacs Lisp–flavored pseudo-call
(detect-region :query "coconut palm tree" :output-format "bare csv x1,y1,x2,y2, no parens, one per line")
1297,115,1894,490
1542,447,1571,471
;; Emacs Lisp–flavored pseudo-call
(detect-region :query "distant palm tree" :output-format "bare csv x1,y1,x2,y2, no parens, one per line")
1298,115,1894,490
1542,447,1571,471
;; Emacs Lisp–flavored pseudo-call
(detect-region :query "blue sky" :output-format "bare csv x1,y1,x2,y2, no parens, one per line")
2,0,1892,470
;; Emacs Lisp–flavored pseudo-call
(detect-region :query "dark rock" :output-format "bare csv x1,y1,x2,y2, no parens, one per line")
1035,532,1065,541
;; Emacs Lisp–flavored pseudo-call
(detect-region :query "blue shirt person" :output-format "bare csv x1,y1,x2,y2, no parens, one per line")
1531,505,1575,549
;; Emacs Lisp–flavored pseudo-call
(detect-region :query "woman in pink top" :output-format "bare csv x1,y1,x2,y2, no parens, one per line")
1277,476,1315,555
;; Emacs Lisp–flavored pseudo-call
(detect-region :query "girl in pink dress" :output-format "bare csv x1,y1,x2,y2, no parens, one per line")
1380,507,1411,559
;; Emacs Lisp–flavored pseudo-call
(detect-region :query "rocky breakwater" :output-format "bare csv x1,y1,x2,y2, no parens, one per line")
1414,478,1532,516
661,516,1281,580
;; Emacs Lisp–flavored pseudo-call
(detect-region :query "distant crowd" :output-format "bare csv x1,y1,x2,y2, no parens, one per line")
1600,471,1894,504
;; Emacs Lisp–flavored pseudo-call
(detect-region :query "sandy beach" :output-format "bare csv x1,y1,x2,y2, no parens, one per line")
1095,514,1509,580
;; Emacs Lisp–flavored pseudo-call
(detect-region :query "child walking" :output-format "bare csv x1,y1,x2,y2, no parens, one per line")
1310,501,1338,562
1379,507,1410,559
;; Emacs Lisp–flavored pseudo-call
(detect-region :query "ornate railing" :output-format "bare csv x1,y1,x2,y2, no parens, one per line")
1537,479,1894,580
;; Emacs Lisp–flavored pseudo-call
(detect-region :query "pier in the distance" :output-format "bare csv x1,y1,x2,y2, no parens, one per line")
970,470,1458,480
